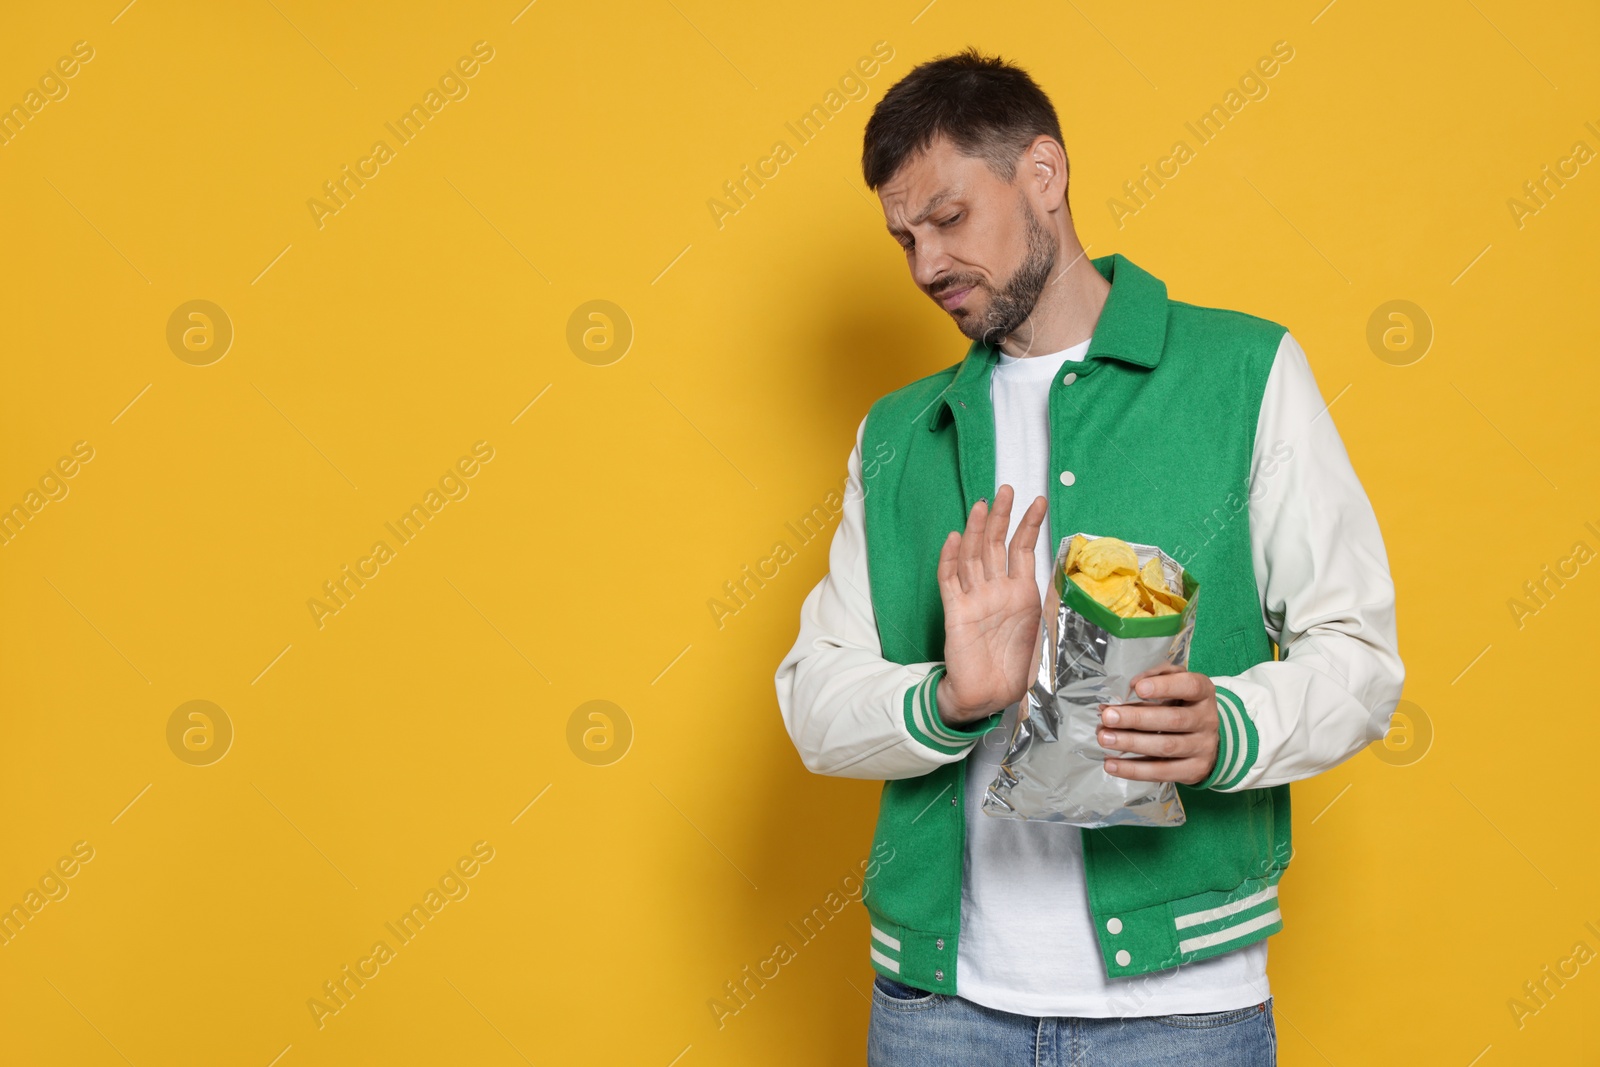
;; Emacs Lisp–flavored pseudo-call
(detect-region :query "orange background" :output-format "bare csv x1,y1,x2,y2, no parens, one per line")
1,2,1596,1063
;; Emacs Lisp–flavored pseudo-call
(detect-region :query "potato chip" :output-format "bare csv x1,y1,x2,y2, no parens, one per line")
1064,534,1187,619
1139,556,1169,596
1063,534,1088,575
1076,537,1139,580
1106,582,1142,616
1070,573,1140,615
1150,587,1188,613
1067,573,1118,601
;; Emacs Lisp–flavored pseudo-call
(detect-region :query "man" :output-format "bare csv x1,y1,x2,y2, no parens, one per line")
773,48,1404,1065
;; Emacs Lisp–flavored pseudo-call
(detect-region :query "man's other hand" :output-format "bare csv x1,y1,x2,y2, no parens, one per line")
1098,670,1220,785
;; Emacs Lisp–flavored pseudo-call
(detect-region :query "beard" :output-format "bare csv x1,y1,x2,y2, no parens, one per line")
936,196,1057,346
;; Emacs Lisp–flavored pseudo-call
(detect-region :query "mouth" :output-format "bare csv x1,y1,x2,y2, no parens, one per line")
934,285,973,311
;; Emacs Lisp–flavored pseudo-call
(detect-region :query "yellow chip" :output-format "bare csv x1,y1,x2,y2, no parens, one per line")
1067,537,1187,619
1138,556,1169,596
1107,584,1142,616
1068,573,1119,601
1151,587,1188,613
1063,534,1089,575
1077,537,1139,580
1070,573,1140,616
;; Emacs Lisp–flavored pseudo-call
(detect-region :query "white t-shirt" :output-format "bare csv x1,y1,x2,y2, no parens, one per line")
955,337,1271,1017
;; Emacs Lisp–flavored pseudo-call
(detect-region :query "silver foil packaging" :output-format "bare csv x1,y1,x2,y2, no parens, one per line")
980,533,1200,829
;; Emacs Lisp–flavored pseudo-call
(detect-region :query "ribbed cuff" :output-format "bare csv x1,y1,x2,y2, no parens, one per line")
901,664,1004,755
1198,684,1258,790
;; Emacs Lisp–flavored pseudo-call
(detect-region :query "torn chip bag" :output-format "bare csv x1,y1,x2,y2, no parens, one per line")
981,532,1199,828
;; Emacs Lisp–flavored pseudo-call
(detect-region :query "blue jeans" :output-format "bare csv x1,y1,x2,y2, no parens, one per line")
867,975,1276,1066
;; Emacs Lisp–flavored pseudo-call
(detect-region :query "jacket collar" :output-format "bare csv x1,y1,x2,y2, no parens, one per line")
926,252,1169,431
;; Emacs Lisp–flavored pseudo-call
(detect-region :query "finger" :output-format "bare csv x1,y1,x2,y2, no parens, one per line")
958,497,987,589
937,530,966,598
982,485,1014,582
1099,703,1199,732
1006,494,1048,579
1097,726,1207,761
1130,670,1209,703
1104,757,1209,785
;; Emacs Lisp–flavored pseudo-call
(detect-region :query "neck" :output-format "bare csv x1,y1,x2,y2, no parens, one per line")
995,233,1111,359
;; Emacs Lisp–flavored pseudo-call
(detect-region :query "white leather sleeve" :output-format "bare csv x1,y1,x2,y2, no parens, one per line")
774,415,997,780
1203,331,1405,791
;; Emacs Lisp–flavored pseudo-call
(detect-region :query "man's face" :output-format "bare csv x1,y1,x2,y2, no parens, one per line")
879,135,1057,345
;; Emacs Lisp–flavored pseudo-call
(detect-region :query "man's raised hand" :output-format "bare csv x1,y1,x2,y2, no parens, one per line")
934,484,1050,727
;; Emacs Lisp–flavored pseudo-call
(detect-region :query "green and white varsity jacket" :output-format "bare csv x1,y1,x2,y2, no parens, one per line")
774,252,1404,991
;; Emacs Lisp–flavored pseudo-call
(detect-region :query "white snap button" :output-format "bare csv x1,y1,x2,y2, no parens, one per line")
934,969,945,981
1115,950,1131,967
1062,372,1077,385
1059,470,1075,486
1107,918,1123,935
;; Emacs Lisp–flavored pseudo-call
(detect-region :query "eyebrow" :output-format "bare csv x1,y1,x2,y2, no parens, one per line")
885,189,958,239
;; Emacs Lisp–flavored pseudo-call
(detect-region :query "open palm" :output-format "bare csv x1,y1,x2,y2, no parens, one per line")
935,484,1050,727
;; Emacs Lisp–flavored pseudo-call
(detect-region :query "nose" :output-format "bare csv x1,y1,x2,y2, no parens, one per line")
911,241,953,293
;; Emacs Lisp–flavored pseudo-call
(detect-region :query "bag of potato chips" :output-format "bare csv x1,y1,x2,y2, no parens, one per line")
980,532,1199,828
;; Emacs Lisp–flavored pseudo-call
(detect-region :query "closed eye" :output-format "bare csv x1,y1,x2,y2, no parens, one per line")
896,212,962,250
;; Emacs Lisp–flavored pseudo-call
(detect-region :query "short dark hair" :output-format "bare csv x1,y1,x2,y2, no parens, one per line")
861,47,1065,192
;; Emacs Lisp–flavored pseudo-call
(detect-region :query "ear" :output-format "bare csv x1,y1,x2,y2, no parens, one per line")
1021,135,1069,208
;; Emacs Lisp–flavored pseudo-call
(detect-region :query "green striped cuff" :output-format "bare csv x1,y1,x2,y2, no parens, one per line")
1199,684,1258,791
901,664,1004,755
